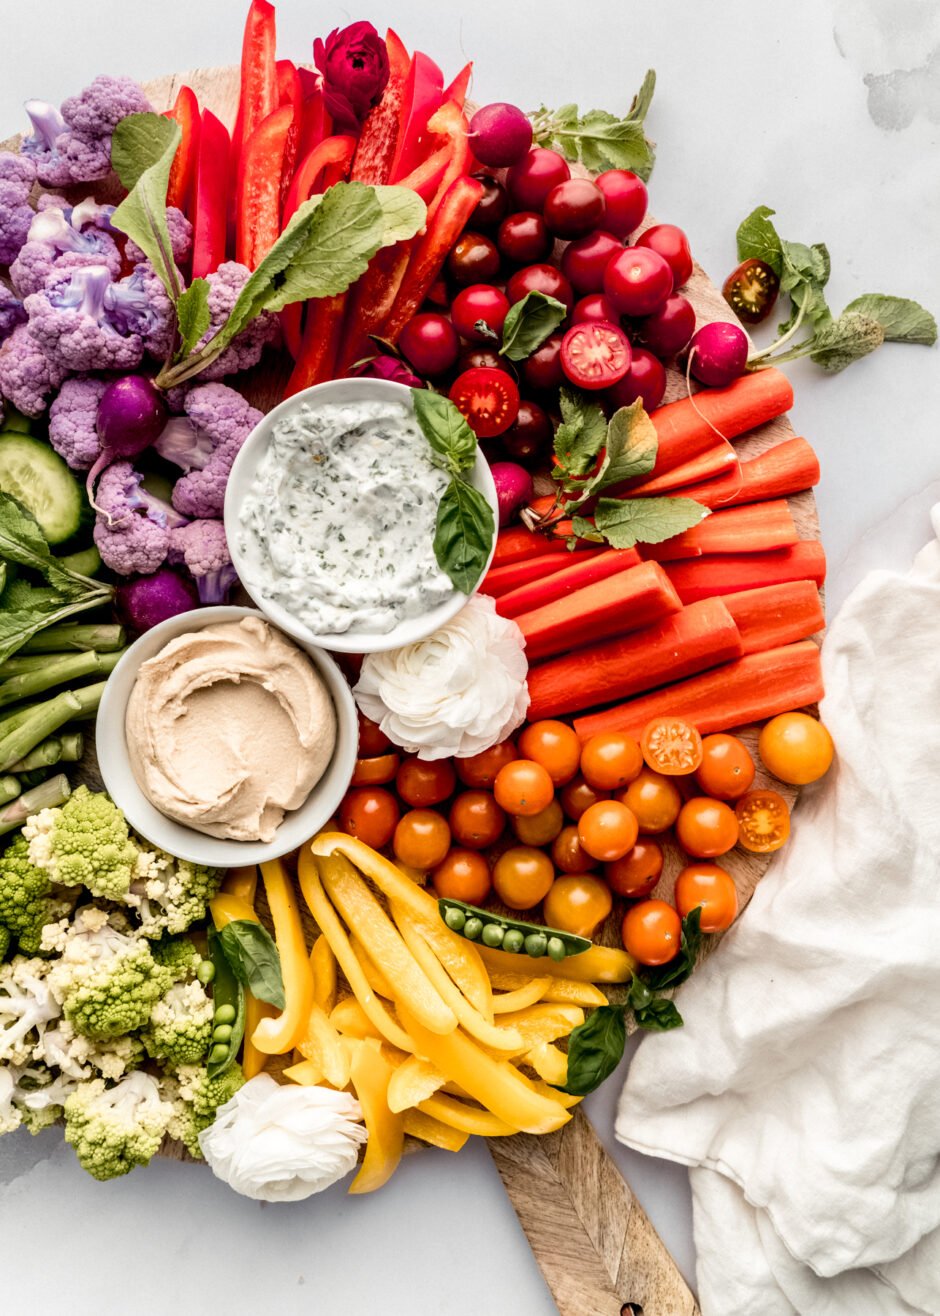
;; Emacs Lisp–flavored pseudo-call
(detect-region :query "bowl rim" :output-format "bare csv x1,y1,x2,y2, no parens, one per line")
95,604,358,866
223,376,499,654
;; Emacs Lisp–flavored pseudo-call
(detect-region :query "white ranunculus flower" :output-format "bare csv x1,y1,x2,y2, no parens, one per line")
354,594,529,760
198,1074,367,1202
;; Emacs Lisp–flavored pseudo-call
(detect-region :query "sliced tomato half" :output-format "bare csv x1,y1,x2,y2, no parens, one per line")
560,321,632,391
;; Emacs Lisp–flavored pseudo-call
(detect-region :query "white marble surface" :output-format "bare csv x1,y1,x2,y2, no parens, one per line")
1,1,939,1310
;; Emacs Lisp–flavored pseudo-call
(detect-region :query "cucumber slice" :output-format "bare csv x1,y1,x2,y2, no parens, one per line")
1,412,32,433
0,434,84,545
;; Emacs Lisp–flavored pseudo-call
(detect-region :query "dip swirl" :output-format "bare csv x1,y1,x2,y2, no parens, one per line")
125,616,336,842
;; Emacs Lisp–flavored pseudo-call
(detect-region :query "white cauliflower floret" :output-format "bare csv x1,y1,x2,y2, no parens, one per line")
124,847,221,939
10,1062,83,1132
0,1066,21,1134
0,957,61,1065
40,1019,143,1082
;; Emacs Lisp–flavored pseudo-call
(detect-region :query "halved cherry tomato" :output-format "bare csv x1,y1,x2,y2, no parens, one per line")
493,846,555,910
552,824,596,874
396,756,456,807
675,797,739,858
357,711,391,757
518,720,581,786
758,712,834,786
512,799,564,847
559,775,610,821
580,732,644,792
456,740,518,788
621,899,681,966
675,863,738,933
605,841,663,899
560,322,632,391
432,849,492,904
393,809,452,869
641,717,704,776
494,759,555,817
621,768,681,834
735,789,791,852
449,366,520,438
448,790,506,849
339,788,400,850
694,734,755,801
722,257,780,326
351,754,400,787
578,800,639,863
543,873,612,938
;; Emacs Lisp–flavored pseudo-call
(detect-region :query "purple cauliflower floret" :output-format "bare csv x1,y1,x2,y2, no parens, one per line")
107,261,176,360
0,286,27,344
198,262,280,380
115,568,199,634
21,101,73,187
92,461,189,576
61,76,152,138
167,519,238,605
22,79,152,188
11,203,122,298
155,382,262,519
0,322,67,416
24,265,147,373
126,207,193,267
48,375,108,470
0,151,37,266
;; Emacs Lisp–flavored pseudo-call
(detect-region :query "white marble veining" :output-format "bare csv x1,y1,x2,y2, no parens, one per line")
1,1,939,1310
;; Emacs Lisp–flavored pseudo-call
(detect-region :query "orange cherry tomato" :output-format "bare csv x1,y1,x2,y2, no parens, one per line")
551,824,597,874
492,846,555,910
621,899,681,966
577,800,639,862
357,711,392,757
493,759,555,817
396,756,456,807
560,775,610,821
455,740,518,788
393,809,452,869
675,797,739,858
641,716,704,775
675,863,738,933
339,787,400,850
448,790,506,849
432,849,493,904
605,841,664,899
580,732,643,791
512,798,564,847
758,712,834,785
735,789,791,853
543,873,612,938
517,720,581,786
621,768,681,834
350,753,400,787
694,733,755,801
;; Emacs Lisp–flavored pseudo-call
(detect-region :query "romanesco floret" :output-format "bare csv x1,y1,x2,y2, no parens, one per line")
40,1019,143,1082
141,980,213,1067
0,926,10,964
0,956,60,1065
0,832,76,956
165,1062,245,1159
127,849,222,939
150,934,205,980
44,906,172,1040
63,1071,174,1180
24,784,141,901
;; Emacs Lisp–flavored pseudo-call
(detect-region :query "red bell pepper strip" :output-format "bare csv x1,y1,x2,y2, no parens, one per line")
285,295,346,396
393,141,451,202
275,59,304,210
282,134,357,225
234,0,278,162
236,104,294,270
336,243,415,373
164,85,200,216
389,52,444,182
191,110,231,280
424,101,473,223
296,79,332,160
350,28,410,185
442,62,473,110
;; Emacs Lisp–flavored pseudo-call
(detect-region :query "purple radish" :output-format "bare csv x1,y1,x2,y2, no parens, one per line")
87,374,167,520
490,460,534,527
115,567,198,633
687,322,749,387
468,103,533,168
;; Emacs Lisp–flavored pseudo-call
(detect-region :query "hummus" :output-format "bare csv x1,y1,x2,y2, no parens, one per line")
126,616,336,842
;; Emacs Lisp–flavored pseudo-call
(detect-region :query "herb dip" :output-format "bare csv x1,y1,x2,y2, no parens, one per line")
237,398,453,635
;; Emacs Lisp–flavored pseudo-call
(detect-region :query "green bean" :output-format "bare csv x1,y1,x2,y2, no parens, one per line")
436,898,593,960
206,929,245,1078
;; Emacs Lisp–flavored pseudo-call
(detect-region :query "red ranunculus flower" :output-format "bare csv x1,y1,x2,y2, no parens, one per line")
313,22,390,132
352,354,424,388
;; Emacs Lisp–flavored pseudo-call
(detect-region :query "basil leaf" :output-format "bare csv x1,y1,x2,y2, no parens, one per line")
843,293,938,346
594,400,658,490
808,312,884,373
553,388,608,477
175,278,211,359
217,920,286,1010
593,495,708,549
111,113,182,303
633,998,684,1031
736,205,783,277
434,477,495,594
412,389,478,475
500,291,567,361
559,1005,626,1096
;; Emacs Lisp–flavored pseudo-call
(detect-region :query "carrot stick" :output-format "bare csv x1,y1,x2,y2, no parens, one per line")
640,500,798,562
650,368,793,469
663,541,827,605
496,549,641,619
623,442,740,496
573,641,824,741
526,598,743,721
671,437,821,509
721,582,824,655
480,552,603,599
491,524,601,569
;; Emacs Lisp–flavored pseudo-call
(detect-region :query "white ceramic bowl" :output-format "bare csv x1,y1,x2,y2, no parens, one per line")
223,377,499,653
95,606,358,867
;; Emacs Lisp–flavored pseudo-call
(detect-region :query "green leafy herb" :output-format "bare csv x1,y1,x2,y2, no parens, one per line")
110,110,179,190
500,291,567,361
592,495,708,549
412,389,478,475
217,920,286,1010
843,294,938,346
808,312,885,373
434,478,496,594
552,388,608,478
110,113,183,303
736,204,783,275
174,278,211,359
644,908,704,993
529,71,657,179
559,1004,626,1096
599,401,659,487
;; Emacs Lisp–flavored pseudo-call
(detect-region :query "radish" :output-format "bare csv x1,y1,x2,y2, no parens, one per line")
490,461,534,527
87,375,168,520
687,322,749,387
468,103,533,168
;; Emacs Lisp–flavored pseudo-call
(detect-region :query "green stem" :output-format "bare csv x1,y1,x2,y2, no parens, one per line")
9,733,84,773
0,650,124,708
0,681,106,772
0,776,21,807
55,546,102,578
20,623,126,654
0,774,70,836
747,297,809,366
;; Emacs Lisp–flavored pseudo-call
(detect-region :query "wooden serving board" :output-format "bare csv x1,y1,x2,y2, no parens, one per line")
2,64,824,1316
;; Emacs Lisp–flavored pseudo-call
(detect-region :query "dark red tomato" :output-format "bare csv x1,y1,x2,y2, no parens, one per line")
396,755,457,808
497,211,552,265
560,322,631,390
521,332,565,392
636,294,696,359
636,224,693,289
398,313,460,377
506,263,574,313
606,347,667,411
450,366,520,438
506,147,570,210
458,346,505,372
722,258,780,325
447,231,501,286
572,293,620,325
561,231,623,295
543,178,606,239
604,247,674,317
470,175,509,229
594,170,647,238
339,787,400,850
503,399,553,463
426,277,449,308
450,284,510,343
357,710,391,757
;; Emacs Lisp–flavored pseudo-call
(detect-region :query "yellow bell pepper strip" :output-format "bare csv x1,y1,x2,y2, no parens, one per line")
348,1038,405,1194
283,1058,324,1085
386,1055,446,1114
485,1003,585,1056
523,1042,569,1087
350,936,394,999
299,850,415,1052
222,865,258,903
490,978,552,1013
513,1068,582,1111
403,1108,470,1153
411,909,493,1020
318,854,457,1036
208,892,259,928
398,1006,571,1136
252,859,315,1055
310,934,337,1013
484,969,608,1007
477,940,636,984
391,903,523,1053
417,1093,518,1137
209,890,272,1077
298,1001,351,1088
243,995,276,1078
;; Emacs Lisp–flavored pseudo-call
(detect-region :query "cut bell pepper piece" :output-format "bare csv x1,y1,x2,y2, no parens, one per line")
394,142,452,202
486,971,609,1008
348,1038,405,1194
523,1042,569,1087
477,940,636,984
330,995,387,1043
164,84,200,216
251,859,315,1055
335,242,414,374
282,134,357,226
284,294,344,396
403,1107,469,1152
296,76,331,160
417,1093,517,1137
275,59,303,210
222,865,258,904
237,104,294,269
191,110,231,280
480,1004,585,1059
208,892,258,928
424,101,473,223
490,978,551,1014
442,62,473,109
297,1000,350,1088
350,935,394,998
243,993,275,1079
386,1054,446,1113
234,0,278,160
389,51,444,182
283,1059,323,1086
311,932,337,1014
350,27,410,185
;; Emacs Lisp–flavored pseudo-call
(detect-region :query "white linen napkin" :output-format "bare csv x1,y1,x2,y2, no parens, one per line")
616,505,940,1315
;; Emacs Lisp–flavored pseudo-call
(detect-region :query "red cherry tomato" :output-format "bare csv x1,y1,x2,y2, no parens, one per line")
560,775,610,821
636,224,693,289
506,147,570,210
580,732,643,791
395,756,457,808
594,169,647,238
393,809,451,869
560,321,632,390
502,400,553,464
604,246,674,317
543,178,606,238
606,346,666,411
339,787,400,850
493,758,555,817
521,332,565,392
572,293,620,325
357,710,391,757
448,790,506,849
722,258,780,325
561,231,623,295
636,294,696,359
458,346,504,372
470,175,509,229
506,263,574,313
552,824,596,874
577,799,639,863
675,797,739,858
456,740,518,788
351,754,400,787
497,211,552,265
398,313,460,377
605,841,664,899
695,734,755,801
449,366,520,438
450,284,510,344
447,231,501,285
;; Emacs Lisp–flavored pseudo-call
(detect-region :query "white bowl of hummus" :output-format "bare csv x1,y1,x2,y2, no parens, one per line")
95,606,358,867
224,377,499,653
